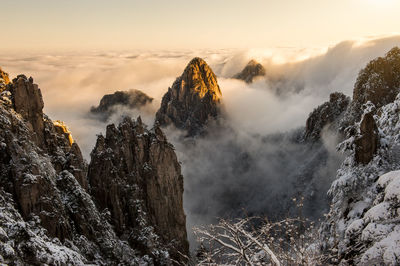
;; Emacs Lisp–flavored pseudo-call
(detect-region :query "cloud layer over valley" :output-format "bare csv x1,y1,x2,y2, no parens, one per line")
2,35,400,246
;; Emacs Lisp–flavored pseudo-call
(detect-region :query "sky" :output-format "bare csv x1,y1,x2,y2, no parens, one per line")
1,0,400,52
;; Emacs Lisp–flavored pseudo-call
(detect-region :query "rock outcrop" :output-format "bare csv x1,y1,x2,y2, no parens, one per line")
90,89,153,121
88,117,189,262
0,69,189,264
10,75,45,146
321,47,400,265
0,67,10,91
304,92,350,141
233,60,266,83
322,95,400,264
342,46,400,128
155,57,222,136
353,46,400,108
354,112,379,164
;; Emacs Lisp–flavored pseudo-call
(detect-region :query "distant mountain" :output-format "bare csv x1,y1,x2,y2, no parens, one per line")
155,57,222,136
90,89,153,121
0,72,188,264
233,59,266,83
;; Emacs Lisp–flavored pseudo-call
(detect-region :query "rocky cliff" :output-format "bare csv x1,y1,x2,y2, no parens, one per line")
155,57,222,136
304,92,350,141
0,71,188,264
88,117,189,263
90,89,153,121
353,46,400,109
0,68,10,90
321,47,400,265
233,59,266,83
354,112,379,165
342,46,400,129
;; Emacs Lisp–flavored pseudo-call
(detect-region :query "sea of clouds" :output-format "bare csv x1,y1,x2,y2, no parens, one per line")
2,35,400,247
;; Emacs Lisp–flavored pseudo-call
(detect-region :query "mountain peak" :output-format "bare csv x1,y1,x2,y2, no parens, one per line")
181,57,222,101
234,59,266,83
155,57,222,136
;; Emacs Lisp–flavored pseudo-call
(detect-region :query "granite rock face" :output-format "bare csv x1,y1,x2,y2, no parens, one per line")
353,46,400,108
304,92,350,141
90,89,153,121
155,57,222,136
354,112,379,164
10,75,45,146
0,67,10,91
321,47,400,265
0,69,189,265
342,46,400,127
88,117,189,262
233,60,266,83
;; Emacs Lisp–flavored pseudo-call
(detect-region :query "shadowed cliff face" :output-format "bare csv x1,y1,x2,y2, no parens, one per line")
320,48,400,265
88,117,189,262
342,46,400,129
339,47,400,165
0,70,189,265
353,46,400,109
155,57,222,136
304,92,350,141
354,112,379,165
233,59,266,83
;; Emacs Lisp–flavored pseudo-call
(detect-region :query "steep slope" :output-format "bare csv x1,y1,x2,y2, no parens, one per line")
0,71,188,264
155,57,222,136
88,117,189,263
304,92,350,141
342,46,400,128
90,89,153,121
353,46,400,109
233,59,266,83
321,47,400,265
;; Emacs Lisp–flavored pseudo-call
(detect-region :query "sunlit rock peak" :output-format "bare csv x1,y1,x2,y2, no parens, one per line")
180,57,222,101
53,120,74,146
155,57,222,136
0,67,10,90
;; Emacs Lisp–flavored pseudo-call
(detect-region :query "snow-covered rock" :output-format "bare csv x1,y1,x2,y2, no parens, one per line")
0,70,189,264
322,93,400,265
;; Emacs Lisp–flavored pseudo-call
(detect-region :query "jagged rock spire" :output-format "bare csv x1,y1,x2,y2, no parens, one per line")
155,57,222,136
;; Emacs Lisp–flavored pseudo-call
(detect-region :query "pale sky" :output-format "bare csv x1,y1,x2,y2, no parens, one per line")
1,0,399,52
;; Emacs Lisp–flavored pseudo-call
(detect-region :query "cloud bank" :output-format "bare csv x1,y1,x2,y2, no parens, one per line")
2,35,400,247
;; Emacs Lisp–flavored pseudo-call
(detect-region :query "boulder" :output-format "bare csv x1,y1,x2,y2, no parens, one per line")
354,112,379,164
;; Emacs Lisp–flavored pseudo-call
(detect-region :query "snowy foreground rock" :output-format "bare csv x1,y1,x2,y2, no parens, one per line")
322,47,400,265
0,73,188,264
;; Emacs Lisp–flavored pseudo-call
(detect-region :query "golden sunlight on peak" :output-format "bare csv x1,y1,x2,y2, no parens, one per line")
53,120,74,146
